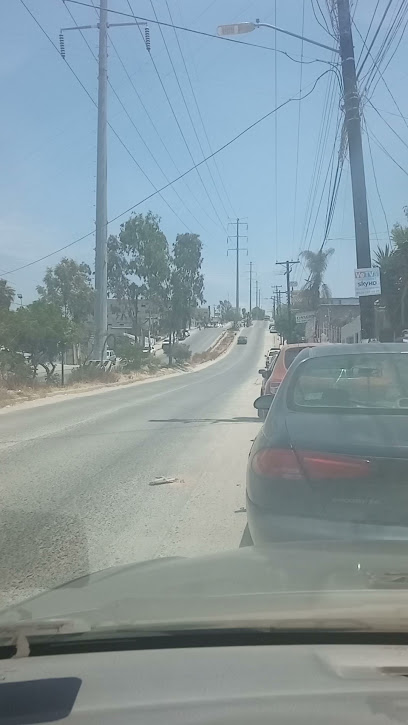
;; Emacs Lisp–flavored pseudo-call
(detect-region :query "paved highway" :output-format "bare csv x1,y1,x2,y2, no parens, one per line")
0,322,270,607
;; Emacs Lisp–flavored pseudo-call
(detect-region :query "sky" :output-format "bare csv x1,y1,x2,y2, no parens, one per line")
1,0,408,313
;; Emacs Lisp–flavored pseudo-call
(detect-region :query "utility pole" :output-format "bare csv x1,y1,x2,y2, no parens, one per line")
276,260,300,342
255,279,259,310
94,0,108,362
272,285,282,318
337,0,373,339
227,219,248,316
59,2,147,360
248,261,254,315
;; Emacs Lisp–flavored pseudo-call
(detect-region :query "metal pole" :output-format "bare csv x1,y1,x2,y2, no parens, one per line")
94,0,108,361
249,261,252,315
337,0,373,339
255,279,259,310
286,261,291,329
236,218,240,315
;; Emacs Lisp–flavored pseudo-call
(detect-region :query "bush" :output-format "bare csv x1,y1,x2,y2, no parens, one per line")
115,340,145,371
0,350,35,388
70,364,119,384
170,342,191,363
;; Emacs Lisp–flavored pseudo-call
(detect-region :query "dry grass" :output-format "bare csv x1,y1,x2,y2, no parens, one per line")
0,332,237,410
191,330,236,364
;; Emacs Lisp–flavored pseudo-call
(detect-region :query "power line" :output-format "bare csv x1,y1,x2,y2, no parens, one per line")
3,71,334,277
365,124,408,178
125,0,224,232
65,0,338,64
143,0,226,232
352,13,408,134
163,0,233,220
366,98,408,153
363,117,390,239
292,0,305,254
357,0,394,79
355,0,381,68
60,0,205,235
83,0,213,234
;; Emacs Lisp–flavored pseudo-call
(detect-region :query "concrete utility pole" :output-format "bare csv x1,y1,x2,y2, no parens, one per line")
60,1,147,361
227,219,247,316
276,260,299,341
336,0,373,339
94,0,108,362
249,261,253,315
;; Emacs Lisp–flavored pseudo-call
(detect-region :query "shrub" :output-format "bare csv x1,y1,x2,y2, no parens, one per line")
70,364,119,384
170,342,191,363
115,339,145,371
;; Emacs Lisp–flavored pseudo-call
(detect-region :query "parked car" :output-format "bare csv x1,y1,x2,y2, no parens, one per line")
259,351,279,394
263,343,320,398
237,335,248,345
248,343,408,545
105,349,116,364
265,346,280,368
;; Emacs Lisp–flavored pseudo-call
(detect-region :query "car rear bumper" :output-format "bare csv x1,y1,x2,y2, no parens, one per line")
246,494,408,544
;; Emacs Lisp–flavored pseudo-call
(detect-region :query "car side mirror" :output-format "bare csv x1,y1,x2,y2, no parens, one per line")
258,368,267,377
253,394,275,411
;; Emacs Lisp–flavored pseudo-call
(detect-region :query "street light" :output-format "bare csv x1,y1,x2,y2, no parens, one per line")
217,19,338,54
17,293,23,308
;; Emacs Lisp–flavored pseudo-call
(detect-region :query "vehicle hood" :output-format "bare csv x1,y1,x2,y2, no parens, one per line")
3,542,408,630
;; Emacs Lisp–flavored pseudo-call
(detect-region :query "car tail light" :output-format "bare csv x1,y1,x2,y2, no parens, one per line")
252,449,303,480
268,381,281,395
252,448,370,480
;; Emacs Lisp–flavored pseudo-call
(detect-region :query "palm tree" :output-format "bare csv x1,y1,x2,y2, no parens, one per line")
300,248,334,310
0,279,15,310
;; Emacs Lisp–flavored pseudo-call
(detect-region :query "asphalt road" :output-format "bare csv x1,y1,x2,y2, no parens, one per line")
0,322,269,607
186,325,229,355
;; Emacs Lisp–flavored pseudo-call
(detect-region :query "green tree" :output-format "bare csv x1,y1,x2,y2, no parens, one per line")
107,212,170,337
251,306,265,320
218,300,233,322
374,209,408,336
37,257,93,323
299,248,334,310
170,233,204,331
0,279,15,310
274,307,302,343
12,301,77,378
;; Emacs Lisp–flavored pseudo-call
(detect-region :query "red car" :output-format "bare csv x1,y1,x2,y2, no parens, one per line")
258,344,321,419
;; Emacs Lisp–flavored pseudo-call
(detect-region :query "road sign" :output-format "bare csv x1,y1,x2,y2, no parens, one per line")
354,267,381,297
295,311,316,324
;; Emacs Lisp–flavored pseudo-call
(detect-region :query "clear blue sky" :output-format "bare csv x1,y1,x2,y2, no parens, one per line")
1,0,408,312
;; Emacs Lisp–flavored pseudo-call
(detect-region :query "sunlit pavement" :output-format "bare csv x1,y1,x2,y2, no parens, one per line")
0,322,268,607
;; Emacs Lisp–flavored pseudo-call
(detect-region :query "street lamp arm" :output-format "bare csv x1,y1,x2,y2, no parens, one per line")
255,21,339,54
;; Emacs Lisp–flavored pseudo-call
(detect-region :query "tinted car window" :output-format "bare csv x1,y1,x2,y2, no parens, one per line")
284,347,308,369
291,353,408,411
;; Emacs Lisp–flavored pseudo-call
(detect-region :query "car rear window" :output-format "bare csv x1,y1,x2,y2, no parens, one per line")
284,346,308,369
290,352,408,412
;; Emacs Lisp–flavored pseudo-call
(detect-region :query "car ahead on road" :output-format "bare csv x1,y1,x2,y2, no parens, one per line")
237,335,248,345
248,343,408,545
263,343,320,398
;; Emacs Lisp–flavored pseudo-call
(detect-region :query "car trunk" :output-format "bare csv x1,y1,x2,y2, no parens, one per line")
285,411,408,526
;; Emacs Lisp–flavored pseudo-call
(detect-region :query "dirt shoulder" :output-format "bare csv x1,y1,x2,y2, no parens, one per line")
0,329,237,413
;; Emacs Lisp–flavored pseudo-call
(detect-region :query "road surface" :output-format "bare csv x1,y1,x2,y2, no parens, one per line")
0,323,269,607
186,325,230,355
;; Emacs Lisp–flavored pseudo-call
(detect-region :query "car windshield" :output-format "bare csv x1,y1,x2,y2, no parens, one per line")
292,353,408,411
3,0,408,639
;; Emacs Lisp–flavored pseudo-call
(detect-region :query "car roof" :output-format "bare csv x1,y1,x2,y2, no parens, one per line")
279,342,321,351
305,343,408,358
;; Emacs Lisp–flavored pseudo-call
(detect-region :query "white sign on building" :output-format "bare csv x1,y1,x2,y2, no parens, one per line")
295,311,316,324
354,267,381,297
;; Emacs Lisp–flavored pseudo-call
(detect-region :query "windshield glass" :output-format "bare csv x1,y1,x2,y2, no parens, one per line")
292,353,408,410
3,0,408,635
